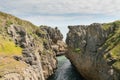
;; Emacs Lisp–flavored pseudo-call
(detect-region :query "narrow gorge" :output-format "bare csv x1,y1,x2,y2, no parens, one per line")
1,11,120,80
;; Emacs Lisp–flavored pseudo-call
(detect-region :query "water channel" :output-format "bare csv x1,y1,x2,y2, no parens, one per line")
48,56,84,80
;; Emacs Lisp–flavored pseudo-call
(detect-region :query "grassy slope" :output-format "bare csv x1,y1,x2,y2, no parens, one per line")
0,12,37,33
0,11,46,76
0,57,27,76
0,35,22,56
101,21,120,71
0,11,47,56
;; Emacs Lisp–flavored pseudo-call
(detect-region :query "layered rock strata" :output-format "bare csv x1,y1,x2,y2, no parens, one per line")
66,21,120,80
41,26,67,56
0,12,63,80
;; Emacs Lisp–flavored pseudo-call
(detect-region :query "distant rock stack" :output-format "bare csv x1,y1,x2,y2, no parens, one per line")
66,21,120,80
40,26,67,56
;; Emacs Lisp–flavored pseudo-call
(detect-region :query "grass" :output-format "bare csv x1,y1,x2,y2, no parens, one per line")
101,21,120,53
68,47,81,54
102,20,120,30
0,35,22,56
113,61,120,71
6,20,13,26
0,11,44,35
0,11,53,78
0,11,53,59
102,23,113,30
111,44,120,59
74,48,81,53
101,21,120,71
0,57,27,76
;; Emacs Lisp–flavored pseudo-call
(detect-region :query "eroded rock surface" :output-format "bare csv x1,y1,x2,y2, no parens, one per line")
0,12,59,80
41,26,67,56
66,22,120,80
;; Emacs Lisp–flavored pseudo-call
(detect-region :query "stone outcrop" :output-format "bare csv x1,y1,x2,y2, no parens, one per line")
0,12,58,80
66,21,120,80
40,26,63,43
41,26,67,56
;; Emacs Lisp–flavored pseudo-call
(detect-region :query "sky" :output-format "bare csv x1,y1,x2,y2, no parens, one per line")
0,0,120,40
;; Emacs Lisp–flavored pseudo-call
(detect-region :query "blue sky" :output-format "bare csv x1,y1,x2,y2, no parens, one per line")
0,0,120,40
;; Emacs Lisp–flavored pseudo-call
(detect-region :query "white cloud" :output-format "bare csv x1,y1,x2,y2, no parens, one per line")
24,15,93,26
1,0,120,39
1,0,120,15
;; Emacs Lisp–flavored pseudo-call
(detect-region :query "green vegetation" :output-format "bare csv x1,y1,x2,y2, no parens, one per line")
75,48,80,52
74,48,81,53
0,11,44,35
35,27,46,35
0,11,52,78
101,21,120,53
0,11,48,54
113,61,120,71
101,20,120,71
111,44,120,59
0,36,22,56
102,23,113,30
6,20,13,26
102,20,120,30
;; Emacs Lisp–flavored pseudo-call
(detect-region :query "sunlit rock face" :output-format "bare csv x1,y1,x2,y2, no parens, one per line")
66,21,120,80
41,26,67,56
0,12,58,80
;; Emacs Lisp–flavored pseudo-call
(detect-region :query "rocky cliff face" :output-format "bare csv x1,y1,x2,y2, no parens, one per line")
0,12,62,80
66,21,120,80
41,26,67,56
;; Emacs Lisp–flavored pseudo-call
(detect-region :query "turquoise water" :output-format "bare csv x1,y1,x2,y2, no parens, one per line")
48,56,84,80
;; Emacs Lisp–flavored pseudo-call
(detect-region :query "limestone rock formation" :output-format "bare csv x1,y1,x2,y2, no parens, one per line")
40,26,67,56
40,26,63,43
66,21,120,80
0,12,57,80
